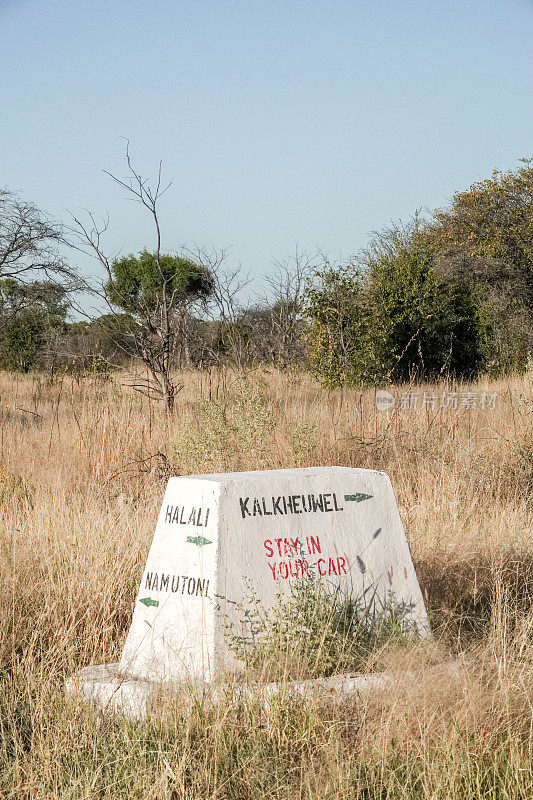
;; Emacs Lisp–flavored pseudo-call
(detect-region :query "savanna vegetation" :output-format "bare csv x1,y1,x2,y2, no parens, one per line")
0,369,531,798
1,159,531,395
0,157,532,798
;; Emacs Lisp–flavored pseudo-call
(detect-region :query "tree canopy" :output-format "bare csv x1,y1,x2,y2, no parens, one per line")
305,226,491,386
305,160,532,386
105,250,214,316
0,279,68,371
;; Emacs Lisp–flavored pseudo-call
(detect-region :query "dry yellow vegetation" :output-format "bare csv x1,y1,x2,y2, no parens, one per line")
0,368,532,799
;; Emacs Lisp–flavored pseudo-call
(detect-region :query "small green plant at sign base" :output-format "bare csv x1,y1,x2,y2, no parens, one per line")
227,579,419,682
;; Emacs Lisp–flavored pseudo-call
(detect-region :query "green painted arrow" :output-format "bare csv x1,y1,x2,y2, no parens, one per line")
186,535,212,546
139,597,159,608
344,493,373,503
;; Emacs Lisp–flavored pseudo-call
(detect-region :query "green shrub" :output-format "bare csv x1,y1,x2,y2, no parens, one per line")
0,279,67,372
306,228,490,386
173,377,275,473
0,308,48,371
227,579,417,681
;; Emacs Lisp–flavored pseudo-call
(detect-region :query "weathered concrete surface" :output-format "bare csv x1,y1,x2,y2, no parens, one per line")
237,660,464,708
65,664,397,720
65,663,154,720
68,467,430,715
66,662,464,721
120,467,429,684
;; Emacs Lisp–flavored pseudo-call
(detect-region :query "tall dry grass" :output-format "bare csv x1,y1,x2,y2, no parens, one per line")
0,367,532,798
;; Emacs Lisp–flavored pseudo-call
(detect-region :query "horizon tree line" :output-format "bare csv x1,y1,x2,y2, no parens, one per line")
1,152,531,407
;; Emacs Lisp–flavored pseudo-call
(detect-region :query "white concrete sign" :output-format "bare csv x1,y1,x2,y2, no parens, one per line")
119,466,429,684
67,467,429,716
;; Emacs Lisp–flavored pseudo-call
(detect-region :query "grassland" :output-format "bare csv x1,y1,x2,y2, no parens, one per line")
0,368,532,799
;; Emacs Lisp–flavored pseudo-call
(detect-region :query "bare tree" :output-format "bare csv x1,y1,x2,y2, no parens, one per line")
190,247,318,370
263,248,319,367
0,189,78,328
69,146,213,411
187,246,253,369
0,189,74,282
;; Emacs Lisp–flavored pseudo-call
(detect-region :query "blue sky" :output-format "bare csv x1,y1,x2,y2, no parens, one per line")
1,0,532,288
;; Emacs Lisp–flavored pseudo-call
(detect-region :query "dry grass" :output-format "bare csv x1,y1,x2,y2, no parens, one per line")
0,367,532,799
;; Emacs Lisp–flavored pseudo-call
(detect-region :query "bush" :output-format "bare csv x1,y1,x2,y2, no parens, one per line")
228,579,417,681
0,279,68,372
363,235,491,383
429,161,533,374
0,309,48,371
306,226,490,386
306,161,533,386
305,266,368,387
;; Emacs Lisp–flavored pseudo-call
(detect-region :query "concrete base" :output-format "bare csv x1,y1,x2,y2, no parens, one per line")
66,664,156,720
66,661,463,721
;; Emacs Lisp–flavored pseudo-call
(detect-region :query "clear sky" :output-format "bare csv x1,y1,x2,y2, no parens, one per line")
1,0,532,288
